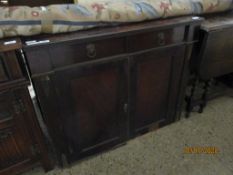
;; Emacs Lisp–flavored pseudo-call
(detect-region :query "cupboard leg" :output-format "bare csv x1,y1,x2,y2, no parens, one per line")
199,80,210,113
186,76,198,118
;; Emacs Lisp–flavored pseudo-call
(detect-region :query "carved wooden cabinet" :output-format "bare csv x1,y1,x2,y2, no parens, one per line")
0,40,51,175
23,17,203,163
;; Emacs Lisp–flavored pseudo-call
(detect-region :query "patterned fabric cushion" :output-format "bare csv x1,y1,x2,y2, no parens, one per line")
0,0,232,39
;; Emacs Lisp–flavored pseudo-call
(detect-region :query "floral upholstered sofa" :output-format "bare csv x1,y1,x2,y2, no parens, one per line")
0,0,232,39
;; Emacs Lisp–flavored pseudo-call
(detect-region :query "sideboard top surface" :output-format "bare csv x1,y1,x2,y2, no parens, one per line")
0,38,22,52
21,16,203,49
201,11,233,32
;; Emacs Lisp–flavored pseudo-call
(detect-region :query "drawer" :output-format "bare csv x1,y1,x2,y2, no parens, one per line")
49,37,127,69
26,37,127,74
128,26,185,52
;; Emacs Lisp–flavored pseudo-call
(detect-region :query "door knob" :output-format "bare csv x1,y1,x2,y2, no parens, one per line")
86,44,97,58
157,32,165,46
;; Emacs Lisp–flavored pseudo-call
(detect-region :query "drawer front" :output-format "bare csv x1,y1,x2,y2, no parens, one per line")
25,27,184,75
50,37,127,69
128,26,185,52
26,37,127,75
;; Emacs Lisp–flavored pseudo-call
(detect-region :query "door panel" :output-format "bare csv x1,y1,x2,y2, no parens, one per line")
130,46,185,135
0,124,32,169
0,91,35,170
54,58,128,161
0,51,23,84
0,92,14,122
0,58,8,83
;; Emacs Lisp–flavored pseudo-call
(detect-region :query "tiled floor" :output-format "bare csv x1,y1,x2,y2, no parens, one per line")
23,96,233,175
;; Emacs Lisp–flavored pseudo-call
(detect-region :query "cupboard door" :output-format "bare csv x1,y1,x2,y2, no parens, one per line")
0,91,35,172
0,124,35,171
54,58,128,161
130,46,185,136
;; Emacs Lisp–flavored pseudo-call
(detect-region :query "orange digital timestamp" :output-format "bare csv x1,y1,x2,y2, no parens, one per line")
184,147,220,154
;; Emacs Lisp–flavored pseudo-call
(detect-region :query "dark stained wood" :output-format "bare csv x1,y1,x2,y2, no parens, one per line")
129,46,186,136
0,88,52,175
0,50,27,92
51,37,127,68
0,39,22,53
0,92,14,123
31,75,66,164
186,12,233,116
196,12,233,80
53,57,128,161
0,59,8,83
199,27,233,79
0,46,52,174
0,46,26,90
0,90,35,172
127,27,185,52
131,49,171,134
23,16,203,164
20,87,52,172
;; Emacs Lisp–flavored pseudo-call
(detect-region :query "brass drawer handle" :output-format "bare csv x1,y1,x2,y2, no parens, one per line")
86,44,97,58
157,32,165,46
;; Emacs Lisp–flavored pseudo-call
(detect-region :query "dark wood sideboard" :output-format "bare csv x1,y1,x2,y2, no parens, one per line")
21,16,203,164
0,39,52,175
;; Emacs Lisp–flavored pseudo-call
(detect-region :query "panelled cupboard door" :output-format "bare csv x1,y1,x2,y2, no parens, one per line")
0,91,35,172
130,46,186,136
54,57,128,162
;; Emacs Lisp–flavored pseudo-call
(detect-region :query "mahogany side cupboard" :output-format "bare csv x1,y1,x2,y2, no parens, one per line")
21,16,203,163
0,40,51,175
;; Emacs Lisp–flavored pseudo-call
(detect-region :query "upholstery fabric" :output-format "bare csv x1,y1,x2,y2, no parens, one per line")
0,0,232,39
